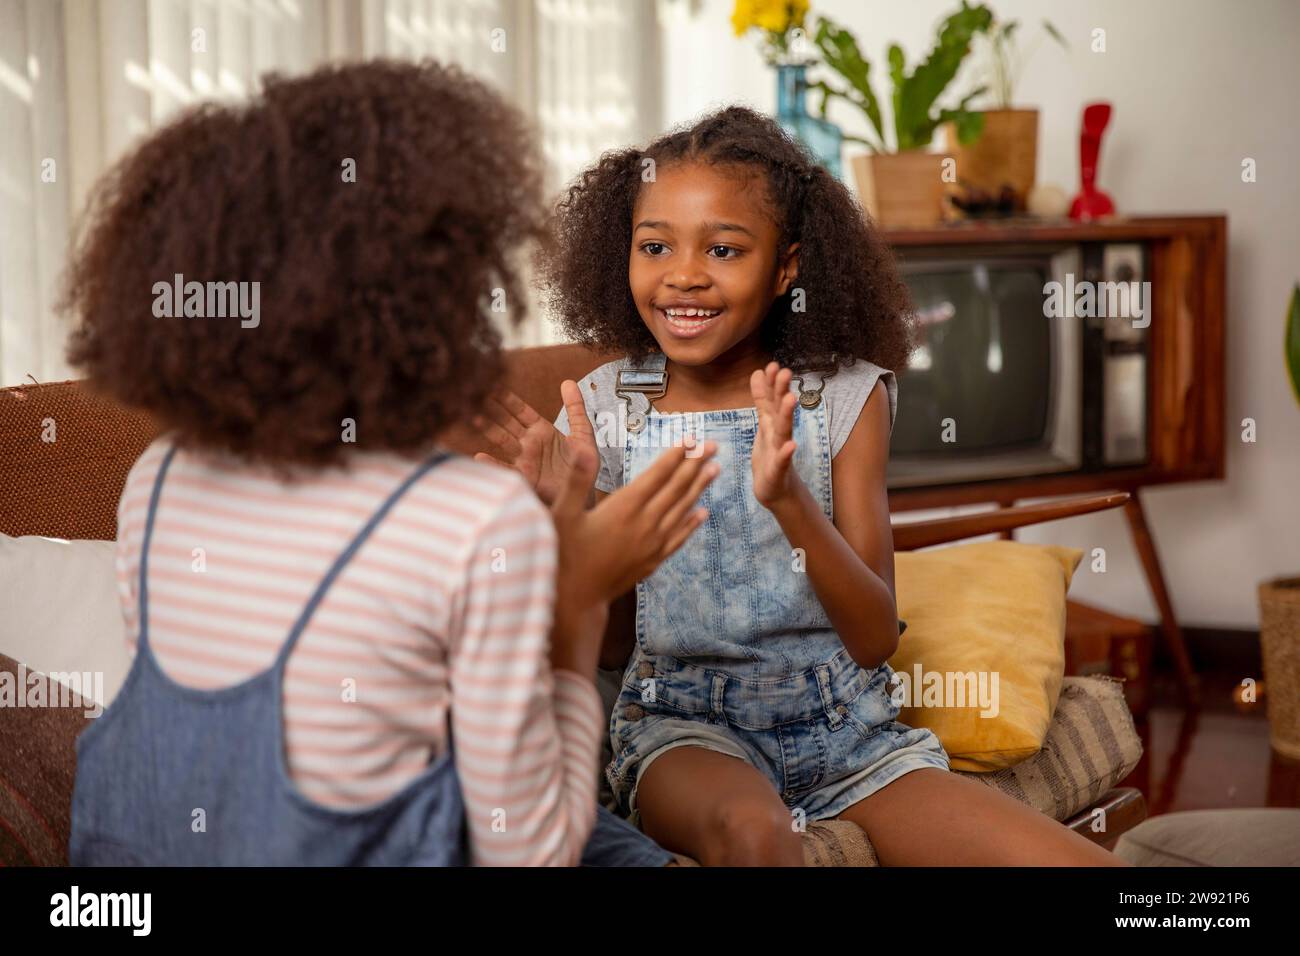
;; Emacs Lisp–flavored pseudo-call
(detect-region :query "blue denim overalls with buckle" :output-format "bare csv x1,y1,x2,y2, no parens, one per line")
70,443,671,866
605,352,949,823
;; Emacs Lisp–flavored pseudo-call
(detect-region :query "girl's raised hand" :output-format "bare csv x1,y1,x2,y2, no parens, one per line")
750,361,800,509
472,380,597,507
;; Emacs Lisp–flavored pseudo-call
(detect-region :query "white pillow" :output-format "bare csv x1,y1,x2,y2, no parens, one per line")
0,534,131,709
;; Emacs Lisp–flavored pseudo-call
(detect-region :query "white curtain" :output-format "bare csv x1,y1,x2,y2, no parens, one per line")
0,0,70,387
0,0,661,385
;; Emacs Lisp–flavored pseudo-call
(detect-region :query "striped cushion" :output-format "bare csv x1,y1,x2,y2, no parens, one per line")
964,675,1143,822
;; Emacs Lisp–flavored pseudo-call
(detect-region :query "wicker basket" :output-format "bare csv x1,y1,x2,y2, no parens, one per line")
1258,576,1300,759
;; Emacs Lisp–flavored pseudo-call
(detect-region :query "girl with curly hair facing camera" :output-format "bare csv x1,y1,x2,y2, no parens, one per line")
478,106,1128,866
61,59,717,867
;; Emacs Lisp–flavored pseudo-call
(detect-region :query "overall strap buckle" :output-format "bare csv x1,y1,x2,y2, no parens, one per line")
792,375,826,408
792,356,840,409
616,367,668,434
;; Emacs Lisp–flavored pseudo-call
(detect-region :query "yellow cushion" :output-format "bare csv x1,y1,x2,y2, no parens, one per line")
889,540,1081,772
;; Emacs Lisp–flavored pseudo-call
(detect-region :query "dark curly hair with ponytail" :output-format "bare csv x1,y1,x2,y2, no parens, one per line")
535,105,915,376
62,58,547,470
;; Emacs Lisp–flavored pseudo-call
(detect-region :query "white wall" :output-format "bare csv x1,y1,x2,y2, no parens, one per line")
658,0,1300,629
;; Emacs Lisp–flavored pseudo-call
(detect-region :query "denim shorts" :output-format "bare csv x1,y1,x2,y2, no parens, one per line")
607,649,951,827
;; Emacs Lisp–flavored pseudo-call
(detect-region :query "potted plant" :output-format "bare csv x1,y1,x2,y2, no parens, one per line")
810,2,993,228
732,0,844,178
943,17,1068,215
1257,284,1300,759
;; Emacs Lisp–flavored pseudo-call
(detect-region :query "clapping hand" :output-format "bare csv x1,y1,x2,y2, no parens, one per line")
750,361,800,509
473,380,595,507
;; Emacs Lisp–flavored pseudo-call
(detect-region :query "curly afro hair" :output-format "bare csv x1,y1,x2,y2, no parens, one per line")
535,105,916,376
62,58,548,470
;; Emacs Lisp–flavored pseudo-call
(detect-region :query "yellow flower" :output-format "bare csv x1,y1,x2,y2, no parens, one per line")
755,0,793,33
731,0,757,36
732,0,807,38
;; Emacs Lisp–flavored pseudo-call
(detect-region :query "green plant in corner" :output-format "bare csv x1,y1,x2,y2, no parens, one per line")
811,1,994,153
1286,284,1300,406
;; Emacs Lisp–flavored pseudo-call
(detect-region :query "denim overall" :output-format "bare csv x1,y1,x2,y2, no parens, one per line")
606,352,949,823
70,444,670,866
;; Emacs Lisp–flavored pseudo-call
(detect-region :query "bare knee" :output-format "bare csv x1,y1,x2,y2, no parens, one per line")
699,800,803,866
1029,826,1135,867
1063,840,1133,866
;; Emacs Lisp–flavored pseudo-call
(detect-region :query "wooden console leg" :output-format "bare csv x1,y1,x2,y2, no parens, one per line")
1123,491,1201,706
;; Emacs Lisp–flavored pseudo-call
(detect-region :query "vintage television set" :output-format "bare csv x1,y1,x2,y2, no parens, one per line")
887,241,1149,487
881,217,1225,500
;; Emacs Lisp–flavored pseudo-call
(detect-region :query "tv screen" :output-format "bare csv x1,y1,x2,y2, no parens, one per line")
892,263,1053,457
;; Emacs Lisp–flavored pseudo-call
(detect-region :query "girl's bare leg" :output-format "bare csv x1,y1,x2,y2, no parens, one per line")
835,767,1132,866
636,746,804,866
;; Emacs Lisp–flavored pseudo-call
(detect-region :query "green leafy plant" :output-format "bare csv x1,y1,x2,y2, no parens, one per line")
811,1,994,153
981,17,1068,109
1287,284,1300,406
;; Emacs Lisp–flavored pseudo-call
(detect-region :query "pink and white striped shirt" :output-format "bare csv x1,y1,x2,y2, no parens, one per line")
114,439,603,866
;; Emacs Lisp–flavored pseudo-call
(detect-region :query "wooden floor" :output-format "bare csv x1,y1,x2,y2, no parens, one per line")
1119,666,1300,815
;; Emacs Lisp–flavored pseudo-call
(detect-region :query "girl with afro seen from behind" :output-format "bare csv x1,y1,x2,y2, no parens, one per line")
61,59,717,867
476,105,1130,866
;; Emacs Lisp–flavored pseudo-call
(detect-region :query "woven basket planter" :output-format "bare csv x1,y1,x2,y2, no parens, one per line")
851,151,947,228
1258,576,1300,759
942,108,1039,212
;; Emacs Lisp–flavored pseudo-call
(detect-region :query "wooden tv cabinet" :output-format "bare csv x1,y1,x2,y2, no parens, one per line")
883,215,1227,705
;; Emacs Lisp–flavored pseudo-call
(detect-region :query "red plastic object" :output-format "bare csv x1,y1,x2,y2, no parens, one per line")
1069,102,1116,221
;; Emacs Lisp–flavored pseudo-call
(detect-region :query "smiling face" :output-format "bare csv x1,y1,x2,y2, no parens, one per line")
628,161,798,368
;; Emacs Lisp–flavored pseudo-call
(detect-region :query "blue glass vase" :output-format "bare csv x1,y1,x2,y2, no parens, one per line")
775,63,843,180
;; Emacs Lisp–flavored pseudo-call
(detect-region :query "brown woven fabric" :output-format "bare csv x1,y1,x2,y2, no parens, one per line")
0,653,92,865
0,381,160,540
802,820,880,866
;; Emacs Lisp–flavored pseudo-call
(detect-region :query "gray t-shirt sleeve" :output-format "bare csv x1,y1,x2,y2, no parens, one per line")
823,359,898,458
552,361,624,493
820,361,905,638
